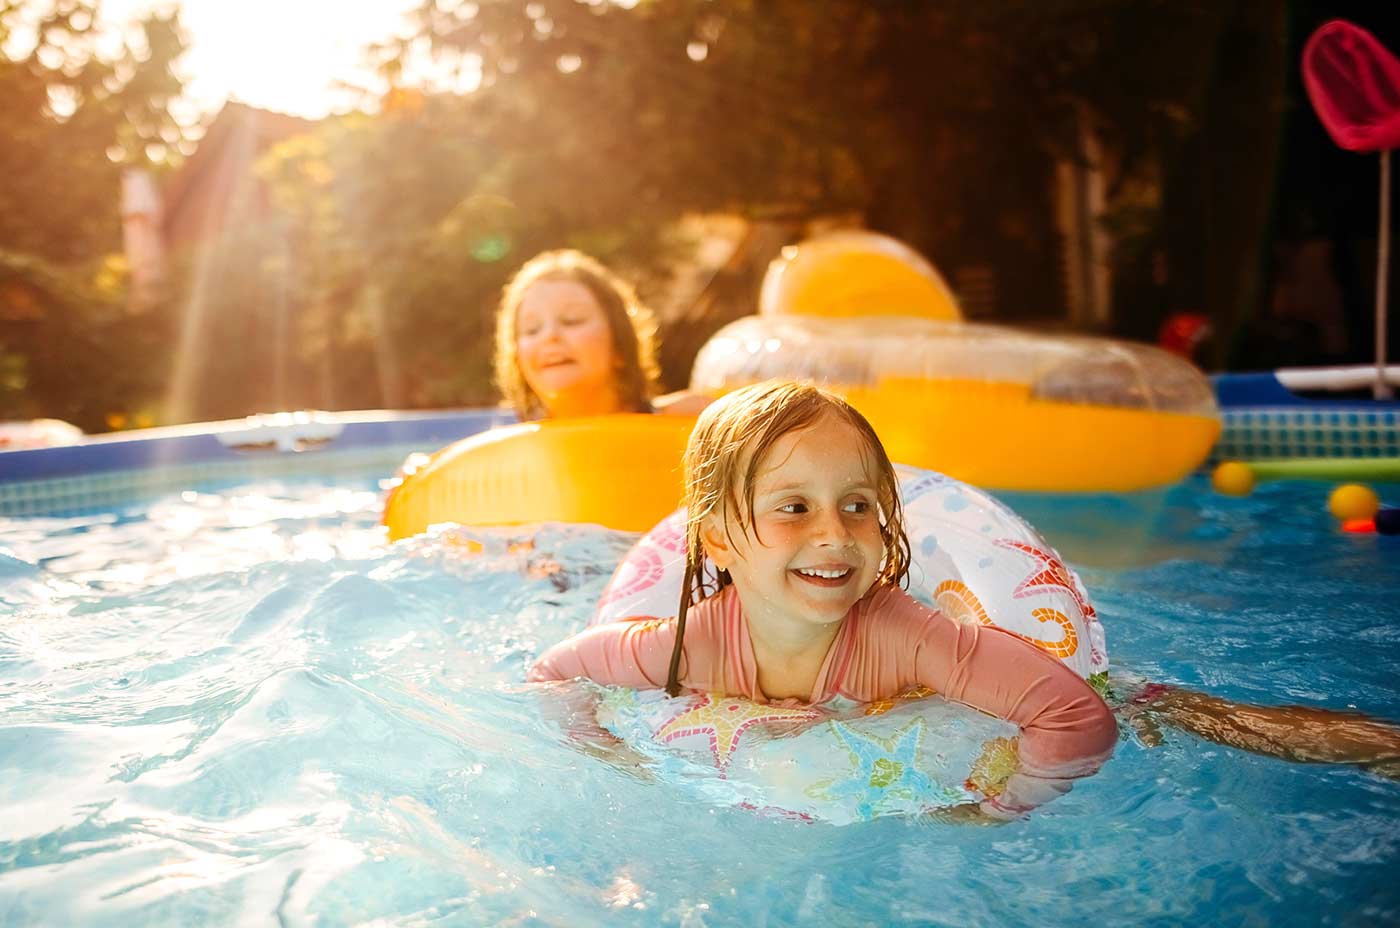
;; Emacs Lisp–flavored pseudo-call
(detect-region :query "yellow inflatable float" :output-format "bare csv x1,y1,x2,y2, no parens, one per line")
382,414,694,541
691,231,1220,493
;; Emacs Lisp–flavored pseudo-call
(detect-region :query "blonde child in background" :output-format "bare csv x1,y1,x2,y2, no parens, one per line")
530,380,1119,819
494,250,709,421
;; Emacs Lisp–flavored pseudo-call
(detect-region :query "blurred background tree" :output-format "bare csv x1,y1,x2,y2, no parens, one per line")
0,0,186,428
4,0,1394,430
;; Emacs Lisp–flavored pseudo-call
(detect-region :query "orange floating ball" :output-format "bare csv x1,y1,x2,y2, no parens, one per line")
1328,484,1381,522
1211,461,1256,497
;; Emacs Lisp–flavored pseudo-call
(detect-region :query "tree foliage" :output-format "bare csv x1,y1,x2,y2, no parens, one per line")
0,0,187,428
363,0,1280,323
7,0,1296,427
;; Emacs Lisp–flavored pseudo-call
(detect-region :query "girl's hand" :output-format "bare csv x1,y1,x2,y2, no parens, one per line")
567,733,658,782
923,802,1008,826
534,681,657,781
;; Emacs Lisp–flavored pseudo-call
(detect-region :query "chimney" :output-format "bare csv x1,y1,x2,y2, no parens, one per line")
121,168,164,306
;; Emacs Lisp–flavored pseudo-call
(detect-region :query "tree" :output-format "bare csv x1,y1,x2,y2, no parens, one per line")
0,0,188,428
150,0,1295,425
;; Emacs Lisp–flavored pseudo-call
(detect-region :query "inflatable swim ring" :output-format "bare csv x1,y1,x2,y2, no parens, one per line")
694,231,1220,493
595,684,1019,824
383,414,695,540
587,465,1109,823
0,419,82,450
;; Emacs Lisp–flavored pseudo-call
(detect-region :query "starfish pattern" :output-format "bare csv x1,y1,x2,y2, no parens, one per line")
964,736,1019,797
995,539,1097,620
863,686,936,718
653,693,823,773
807,717,963,820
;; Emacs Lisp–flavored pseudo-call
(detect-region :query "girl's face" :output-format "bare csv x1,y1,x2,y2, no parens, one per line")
515,279,618,409
704,414,886,635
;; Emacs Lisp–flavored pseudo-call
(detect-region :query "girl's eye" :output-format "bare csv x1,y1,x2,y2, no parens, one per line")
777,502,808,514
842,499,872,514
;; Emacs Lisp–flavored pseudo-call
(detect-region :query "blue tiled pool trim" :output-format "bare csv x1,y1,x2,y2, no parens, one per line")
1214,406,1400,461
0,409,506,517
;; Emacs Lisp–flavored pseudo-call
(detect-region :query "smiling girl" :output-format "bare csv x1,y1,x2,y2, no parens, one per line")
494,250,709,420
529,380,1119,818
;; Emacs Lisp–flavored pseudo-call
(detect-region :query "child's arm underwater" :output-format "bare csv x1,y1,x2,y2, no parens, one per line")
1126,682,1400,776
530,679,659,778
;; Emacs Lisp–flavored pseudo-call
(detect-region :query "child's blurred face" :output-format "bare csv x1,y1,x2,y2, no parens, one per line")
706,414,885,633
515,279,617,407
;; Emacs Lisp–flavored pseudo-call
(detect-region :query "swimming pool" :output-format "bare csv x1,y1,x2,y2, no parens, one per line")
1,458,1397,924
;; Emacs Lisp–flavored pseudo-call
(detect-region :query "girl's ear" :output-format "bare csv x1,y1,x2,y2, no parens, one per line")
699,515,734,570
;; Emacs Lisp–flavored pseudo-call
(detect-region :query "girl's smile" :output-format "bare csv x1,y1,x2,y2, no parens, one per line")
792,565,857,586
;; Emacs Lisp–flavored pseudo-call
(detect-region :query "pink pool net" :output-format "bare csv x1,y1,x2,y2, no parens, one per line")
1303,19,1400,153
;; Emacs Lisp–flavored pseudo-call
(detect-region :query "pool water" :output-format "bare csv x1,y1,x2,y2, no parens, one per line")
1,471,1398,925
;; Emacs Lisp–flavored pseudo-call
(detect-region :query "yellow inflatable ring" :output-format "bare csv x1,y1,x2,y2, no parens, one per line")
382,415,696,540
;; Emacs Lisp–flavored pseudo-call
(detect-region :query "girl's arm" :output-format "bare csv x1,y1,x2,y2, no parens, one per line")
528,616,680,688
883,590,1117,817
531,680,658,780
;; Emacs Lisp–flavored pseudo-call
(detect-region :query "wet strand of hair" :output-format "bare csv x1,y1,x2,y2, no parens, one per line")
665,557,696,697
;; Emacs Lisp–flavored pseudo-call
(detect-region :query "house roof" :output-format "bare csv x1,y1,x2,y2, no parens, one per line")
160,102,316,248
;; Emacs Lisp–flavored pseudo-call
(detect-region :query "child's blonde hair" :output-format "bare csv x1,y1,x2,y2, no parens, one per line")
493,250,661,420
665,380,912,694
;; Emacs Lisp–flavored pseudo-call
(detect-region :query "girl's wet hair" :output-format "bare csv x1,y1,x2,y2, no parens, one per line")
665,380,911,695
494,249,661,420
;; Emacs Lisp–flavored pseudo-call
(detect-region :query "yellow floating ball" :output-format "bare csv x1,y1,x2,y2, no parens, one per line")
759,230,962,321
1211,461,1256,497
1328,483,1381,522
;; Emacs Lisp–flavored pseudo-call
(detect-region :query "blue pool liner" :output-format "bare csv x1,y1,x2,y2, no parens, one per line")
0,409,512,517
0,409,507,484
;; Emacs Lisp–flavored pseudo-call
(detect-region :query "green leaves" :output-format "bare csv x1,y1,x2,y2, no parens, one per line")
0,1,190,428
4,0,1278,427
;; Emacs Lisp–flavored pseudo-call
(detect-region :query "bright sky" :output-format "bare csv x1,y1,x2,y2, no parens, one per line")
101,0,422,119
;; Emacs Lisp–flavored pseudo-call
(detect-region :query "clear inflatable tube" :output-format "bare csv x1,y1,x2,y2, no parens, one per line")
691,315,1220,492
693,315,1216,414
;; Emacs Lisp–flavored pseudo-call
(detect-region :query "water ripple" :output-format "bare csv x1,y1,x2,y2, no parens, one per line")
0,473,1397,925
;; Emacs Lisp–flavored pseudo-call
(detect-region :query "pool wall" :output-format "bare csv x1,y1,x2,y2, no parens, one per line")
0,409,507,517
1212,372,1400,462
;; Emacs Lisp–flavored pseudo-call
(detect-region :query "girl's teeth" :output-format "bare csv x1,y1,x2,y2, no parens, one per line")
798,568,848,579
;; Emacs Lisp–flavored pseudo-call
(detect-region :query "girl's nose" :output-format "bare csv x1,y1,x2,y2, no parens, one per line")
811,508,854,547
